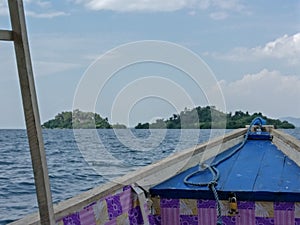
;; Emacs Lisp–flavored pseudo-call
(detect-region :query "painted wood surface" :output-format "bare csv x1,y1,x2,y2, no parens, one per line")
150,138,300,202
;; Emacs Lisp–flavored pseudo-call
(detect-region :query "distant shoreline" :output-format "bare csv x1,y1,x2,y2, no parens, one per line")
42,107,295,130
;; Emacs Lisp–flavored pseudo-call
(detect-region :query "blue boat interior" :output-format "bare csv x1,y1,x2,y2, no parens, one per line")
150,131,300,202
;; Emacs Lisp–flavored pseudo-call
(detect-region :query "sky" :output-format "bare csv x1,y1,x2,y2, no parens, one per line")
0,0,300,128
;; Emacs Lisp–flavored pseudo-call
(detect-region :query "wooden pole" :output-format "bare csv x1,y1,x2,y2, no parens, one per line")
0,30,13,41
7,0,55,224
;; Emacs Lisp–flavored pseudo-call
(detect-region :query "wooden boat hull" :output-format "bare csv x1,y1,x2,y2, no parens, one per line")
9,127,300,225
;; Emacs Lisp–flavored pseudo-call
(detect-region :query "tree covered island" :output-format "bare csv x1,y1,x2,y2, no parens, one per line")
135,106,295,129
42,107,295,129
42,109,112,129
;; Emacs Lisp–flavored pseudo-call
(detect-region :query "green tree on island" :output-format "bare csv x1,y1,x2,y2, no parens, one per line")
42,110,111,129
135,106,295,129
43,107,295,129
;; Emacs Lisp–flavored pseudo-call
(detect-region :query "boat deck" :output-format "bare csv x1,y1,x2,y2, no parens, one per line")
150,137,300,202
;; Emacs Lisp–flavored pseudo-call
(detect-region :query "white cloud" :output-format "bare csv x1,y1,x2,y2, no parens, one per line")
84,0,187,11
35,1,52,9
26,10,69,18
253,33,300,61
25,0,68,18
77,0,193,12
211,0,244,11
217,69,300,118
1,0,246,20
33,61,81,77
209,33,300,65
0,0,8,16
73,0,246,19
0,0,69,19
209,11,228,20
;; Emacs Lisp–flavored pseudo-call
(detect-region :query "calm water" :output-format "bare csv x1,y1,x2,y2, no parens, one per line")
0,128,299,224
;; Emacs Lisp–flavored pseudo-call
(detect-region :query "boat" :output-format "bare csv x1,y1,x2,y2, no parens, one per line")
8,117,300,225
2,1,300,225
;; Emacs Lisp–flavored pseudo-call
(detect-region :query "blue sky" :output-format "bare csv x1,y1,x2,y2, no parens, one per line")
0,0,300,128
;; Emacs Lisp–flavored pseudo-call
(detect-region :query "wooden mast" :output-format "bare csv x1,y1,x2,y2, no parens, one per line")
1,0,55,224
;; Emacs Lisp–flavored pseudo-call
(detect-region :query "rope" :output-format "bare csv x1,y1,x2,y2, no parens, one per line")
184,117,265,225
209,184,222,225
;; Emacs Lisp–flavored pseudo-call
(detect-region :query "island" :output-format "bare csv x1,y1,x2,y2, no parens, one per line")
135,106,295,129
42,107,295,129
42,109,112,129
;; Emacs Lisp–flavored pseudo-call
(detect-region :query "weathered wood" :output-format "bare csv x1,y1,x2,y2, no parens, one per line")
0,30,13,41
7,0,55,224
272,129,300,167
9,128,247,225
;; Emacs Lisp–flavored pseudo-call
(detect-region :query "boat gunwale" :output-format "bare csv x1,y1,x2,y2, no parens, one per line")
272,129,300,153
272,129,300,167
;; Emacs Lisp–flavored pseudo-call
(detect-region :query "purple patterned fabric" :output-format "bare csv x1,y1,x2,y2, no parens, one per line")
180,215,198,225
238,201,255,210
123,185,132,191
295,218,300,225
104,219,117,225
197,199,216,209
161,198,180,208
222,216,236,225
105,194,123,220
79,204,96,225
57,184,300,225
129,206,144,225
273,202,294,211
120,187,132,213
255,217,274,225
148,215,161,225
63,212,81,225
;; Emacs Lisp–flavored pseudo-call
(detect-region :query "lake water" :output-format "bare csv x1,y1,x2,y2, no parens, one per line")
0,128,299,224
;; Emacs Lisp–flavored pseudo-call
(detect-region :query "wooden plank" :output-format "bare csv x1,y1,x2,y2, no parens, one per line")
272,129,300,167
272,129,300,151
7,1,55,225
215,144,242,190
0,30,13,41
221,140,266,192
252,141,285,192
279,155,300,195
